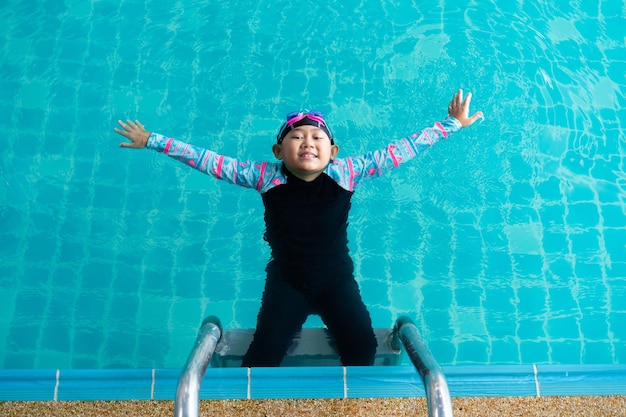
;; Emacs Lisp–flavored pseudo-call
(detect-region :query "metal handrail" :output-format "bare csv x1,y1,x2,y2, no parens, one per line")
174,316,222,417
393,316,454,417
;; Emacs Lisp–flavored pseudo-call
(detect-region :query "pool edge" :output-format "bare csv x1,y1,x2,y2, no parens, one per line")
1,364,625,401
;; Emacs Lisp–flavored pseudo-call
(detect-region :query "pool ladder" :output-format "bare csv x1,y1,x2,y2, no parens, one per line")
392,316,454,417
173,315,453,417
174,316,222,417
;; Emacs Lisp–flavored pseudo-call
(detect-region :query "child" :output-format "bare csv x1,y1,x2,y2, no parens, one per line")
115,89,484,367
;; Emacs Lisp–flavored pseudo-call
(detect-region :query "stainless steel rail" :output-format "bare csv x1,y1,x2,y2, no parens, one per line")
393,316,454,417
174,316,222,417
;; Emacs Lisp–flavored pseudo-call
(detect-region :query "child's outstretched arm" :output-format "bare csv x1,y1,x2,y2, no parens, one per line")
114,120,281,192
327,89,484,191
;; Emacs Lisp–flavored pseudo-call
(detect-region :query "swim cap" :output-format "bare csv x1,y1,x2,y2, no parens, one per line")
276,111,334,144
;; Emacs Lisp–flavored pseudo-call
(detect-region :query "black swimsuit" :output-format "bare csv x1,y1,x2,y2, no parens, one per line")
241,166,377,366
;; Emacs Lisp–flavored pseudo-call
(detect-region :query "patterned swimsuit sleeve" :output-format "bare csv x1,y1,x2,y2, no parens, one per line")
146,133,285,193
325,117,463,191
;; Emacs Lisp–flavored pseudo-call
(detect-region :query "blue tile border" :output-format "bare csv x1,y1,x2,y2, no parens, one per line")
250,367,345,399
0,365,625,401
57,369,153,401
444,365,538,397
151,369,179,400
0,369,57,401
537,364,626,396
200,368,249,400
346,366,423,398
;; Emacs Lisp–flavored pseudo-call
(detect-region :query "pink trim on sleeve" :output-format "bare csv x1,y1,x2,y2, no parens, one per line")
435,122,447,138
256,162,267,192
215,156,224,179
388,144,400,168
346,158,356,191
164,138,174,154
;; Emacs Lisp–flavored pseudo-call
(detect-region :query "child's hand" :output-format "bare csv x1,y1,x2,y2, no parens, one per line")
447,89,484,128
114,119,151,148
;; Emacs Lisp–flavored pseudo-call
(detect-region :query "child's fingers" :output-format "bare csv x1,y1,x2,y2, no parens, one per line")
114,127,130,138
448,89,483,127
471,111,485,123
448,90,466,117
119,140,142,148
465,111,485,127
117,119,140,131
455,89,463,106
462,92,472,108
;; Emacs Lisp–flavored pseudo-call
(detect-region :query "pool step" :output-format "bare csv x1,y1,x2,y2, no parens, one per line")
211,328,402,367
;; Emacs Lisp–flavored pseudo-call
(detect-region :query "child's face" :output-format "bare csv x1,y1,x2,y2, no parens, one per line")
272,125,339,182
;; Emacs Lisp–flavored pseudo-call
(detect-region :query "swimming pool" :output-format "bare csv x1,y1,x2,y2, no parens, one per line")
0,0,624,373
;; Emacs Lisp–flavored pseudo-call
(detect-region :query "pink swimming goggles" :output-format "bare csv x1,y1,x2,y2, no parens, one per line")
276,110,334,144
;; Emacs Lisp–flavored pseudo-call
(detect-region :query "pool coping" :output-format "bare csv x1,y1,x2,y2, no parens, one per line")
1,364,625,401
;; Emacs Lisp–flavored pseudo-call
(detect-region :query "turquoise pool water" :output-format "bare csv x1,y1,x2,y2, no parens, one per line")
0,0,624,370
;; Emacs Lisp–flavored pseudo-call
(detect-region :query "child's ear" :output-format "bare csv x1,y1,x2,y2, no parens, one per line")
330,144,339,160
272,144,283,159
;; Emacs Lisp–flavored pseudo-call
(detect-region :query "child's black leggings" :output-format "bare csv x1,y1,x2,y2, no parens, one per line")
241,262,377,367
